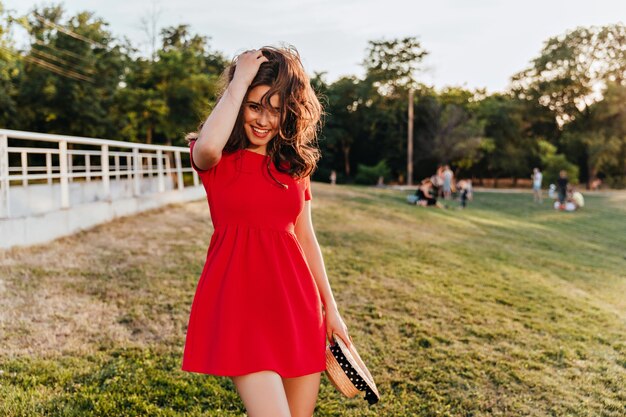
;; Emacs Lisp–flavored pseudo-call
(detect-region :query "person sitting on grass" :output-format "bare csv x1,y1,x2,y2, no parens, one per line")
553,186,584,212
415,178,446,208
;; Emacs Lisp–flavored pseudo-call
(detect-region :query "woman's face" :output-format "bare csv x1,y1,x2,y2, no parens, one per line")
243,85,280,148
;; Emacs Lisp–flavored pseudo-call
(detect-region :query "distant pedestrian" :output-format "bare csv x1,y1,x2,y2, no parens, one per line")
590,178,602,190
442,165,454,200
531,168,543,203
457,179,473,209
330,169,337,185
557,170,568,206
548,184,557,199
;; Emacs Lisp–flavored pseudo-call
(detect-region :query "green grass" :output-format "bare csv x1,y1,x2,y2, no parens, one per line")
1,185,625,416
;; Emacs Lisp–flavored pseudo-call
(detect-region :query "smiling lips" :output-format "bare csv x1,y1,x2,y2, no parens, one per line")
251,126,271,139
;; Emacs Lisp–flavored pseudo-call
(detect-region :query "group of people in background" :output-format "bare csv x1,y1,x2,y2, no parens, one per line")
532,168,585,211
409,165,473,209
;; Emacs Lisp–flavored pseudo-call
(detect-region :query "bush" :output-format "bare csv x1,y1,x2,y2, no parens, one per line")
538,140,579,185
354,160,391,185
543,154,579,185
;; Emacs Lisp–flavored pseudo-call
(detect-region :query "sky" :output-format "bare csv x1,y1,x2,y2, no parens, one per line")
4,0,626,93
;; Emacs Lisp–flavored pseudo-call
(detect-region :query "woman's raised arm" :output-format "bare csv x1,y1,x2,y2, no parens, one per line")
193,50,268,170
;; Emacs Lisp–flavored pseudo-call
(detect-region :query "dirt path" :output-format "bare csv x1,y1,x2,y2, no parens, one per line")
0,200,213,358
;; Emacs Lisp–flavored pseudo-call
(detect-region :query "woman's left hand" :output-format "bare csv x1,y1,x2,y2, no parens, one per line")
325,306,352,349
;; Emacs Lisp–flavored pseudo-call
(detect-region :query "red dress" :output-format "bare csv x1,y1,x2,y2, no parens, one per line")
181,140,326,378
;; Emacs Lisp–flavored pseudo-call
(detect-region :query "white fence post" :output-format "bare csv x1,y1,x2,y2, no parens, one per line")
114,155,120,180
101,145,110,200
175,150,184,190
126,155,132,179
147,156,153,178
21,151,28,187
165,153,171,182
46,152,52,185
0,134,10,218
133,147,141,196
68,150,73,183
85,154,91,182
156,149,165,192
59,140,70,209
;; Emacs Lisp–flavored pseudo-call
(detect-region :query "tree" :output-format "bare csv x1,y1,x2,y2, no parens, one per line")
429,103,484,168
475,94,535,184
538,140,579,185
363,36,428,94
13,5,127,137
112,24,226,145
322,76,363,177
562,82,626,186
358,37,429,182
0,1,20,127
511,24,626,126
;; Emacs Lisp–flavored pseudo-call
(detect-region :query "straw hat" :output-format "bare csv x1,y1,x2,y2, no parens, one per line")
325,333,380,405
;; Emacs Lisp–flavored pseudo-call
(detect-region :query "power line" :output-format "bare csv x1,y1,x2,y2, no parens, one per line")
0,46,94,83
33,14,107,50
33,39,93,64
30,47,96,75
12,18,101,75
12,18,99,66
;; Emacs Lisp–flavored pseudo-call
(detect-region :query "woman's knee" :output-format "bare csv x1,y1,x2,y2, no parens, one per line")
231,371,291,417
282,372,321,417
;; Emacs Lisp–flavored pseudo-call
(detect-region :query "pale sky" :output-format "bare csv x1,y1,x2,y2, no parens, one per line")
4,0,626,93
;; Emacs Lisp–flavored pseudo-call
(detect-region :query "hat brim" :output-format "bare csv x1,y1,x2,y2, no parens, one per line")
325,334,380,404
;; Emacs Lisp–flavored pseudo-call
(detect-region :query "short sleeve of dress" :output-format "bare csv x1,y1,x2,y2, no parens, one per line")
189,139,209,174
304,175,312,201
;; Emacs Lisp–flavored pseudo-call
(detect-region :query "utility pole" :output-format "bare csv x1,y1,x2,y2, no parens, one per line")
407,88,414,186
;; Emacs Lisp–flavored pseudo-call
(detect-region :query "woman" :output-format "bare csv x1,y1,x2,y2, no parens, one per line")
416,178,438,207
181,46,352,417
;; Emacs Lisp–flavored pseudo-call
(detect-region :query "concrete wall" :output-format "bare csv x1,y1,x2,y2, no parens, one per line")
0,186,205,249
8,177,174,217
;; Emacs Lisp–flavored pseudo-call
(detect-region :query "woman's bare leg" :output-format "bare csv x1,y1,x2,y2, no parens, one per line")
282,372,322,417
231,371,291,417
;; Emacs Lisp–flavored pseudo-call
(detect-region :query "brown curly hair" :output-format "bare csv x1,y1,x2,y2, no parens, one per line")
186,45,323,184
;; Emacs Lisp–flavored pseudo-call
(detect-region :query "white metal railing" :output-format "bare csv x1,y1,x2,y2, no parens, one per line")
0,129,200,219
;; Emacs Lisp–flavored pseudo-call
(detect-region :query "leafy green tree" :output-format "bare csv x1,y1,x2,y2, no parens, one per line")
13,5,126,137
0,1,20,127
354,160,391,185
411,88,484,178
538,140,579,185
112,24,226,146
562,82,626,186
363,36,428,94
511,24,626,126
321,76,364,177
475,94,535,184
511,24,626,185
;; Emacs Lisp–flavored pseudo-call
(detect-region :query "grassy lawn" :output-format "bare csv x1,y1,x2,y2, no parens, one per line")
1,184,624,416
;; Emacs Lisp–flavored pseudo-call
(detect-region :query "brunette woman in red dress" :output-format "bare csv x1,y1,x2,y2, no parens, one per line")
181,46,352,417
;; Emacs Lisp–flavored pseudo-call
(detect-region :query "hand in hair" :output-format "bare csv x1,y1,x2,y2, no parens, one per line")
233,50,269,87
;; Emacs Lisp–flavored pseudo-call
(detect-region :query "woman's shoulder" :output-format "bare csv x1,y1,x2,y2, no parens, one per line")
189,140,240,174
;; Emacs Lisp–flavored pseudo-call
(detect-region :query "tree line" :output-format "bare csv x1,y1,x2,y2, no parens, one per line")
1,3,625,187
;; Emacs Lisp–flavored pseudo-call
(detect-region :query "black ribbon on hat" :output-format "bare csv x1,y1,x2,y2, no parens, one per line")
329,343,379,405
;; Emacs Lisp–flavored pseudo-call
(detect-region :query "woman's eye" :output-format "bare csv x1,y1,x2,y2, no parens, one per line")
249,104,260,111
